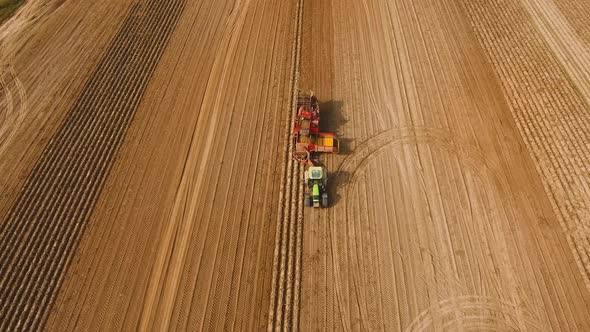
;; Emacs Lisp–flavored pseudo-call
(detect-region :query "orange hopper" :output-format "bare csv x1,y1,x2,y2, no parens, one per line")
292,90,339,166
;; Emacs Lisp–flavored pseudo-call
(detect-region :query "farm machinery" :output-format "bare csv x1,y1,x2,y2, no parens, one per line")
304,166,329,208
292,90,339,208
292,90,339,165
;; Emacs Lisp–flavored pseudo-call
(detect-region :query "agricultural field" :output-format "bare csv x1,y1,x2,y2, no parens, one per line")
0,0,23,24
1,0,590,331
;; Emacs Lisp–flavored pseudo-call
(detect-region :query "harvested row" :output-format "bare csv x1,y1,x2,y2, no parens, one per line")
460,0,590,289
267,0,305,330
0,0,187,329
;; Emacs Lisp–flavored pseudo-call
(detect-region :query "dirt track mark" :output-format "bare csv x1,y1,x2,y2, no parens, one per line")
0,43,27,156
337,127,499,182
0,0,187,329
405,296,543,331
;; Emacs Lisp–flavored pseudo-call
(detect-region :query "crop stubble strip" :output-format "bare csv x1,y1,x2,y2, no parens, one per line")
0,0,187,329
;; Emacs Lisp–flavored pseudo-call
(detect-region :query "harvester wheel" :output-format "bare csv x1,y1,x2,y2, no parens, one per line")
304,193,312,207
321,193,328,208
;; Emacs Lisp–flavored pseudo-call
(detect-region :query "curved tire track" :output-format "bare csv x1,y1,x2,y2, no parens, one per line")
0,43,27,157
329,126,533,330
405,296,543,331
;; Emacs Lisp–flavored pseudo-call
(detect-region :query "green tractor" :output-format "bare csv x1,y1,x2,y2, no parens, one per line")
304,166,329,208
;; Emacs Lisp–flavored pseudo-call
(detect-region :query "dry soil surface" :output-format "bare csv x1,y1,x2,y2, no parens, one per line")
1,0,590,331
299,0,590,330
1,0,295,330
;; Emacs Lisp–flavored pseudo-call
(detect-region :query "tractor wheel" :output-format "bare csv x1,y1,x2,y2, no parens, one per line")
322,193,329,208
304,193,312,207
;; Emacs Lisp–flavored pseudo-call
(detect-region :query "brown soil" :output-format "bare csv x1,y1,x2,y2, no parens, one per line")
1,0,296,330
1,0,590,330
298,0,590,330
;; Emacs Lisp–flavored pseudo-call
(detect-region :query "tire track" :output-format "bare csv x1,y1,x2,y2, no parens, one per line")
331,127,527,330
134,1,258,330
331,128,550,330
0,42,27,157
216,1,290,330
336,127,500,187
405,296,543,331
217,3,272,327
0,0,187,329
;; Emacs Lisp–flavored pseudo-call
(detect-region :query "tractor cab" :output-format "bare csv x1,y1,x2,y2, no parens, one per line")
304,166,329,208
309,167,323,180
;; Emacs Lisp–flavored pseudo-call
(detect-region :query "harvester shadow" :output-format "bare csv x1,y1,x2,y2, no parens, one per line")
319,100,346,134
319,100,351,157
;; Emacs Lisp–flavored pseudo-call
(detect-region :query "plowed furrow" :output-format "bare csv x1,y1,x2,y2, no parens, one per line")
0,0,187,328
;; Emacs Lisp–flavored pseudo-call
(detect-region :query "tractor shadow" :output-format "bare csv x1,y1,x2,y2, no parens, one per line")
335,137,354,155
318,100,353,207
327,170,351,207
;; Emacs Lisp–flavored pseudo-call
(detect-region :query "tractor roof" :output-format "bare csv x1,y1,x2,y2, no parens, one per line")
309,166,324,179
